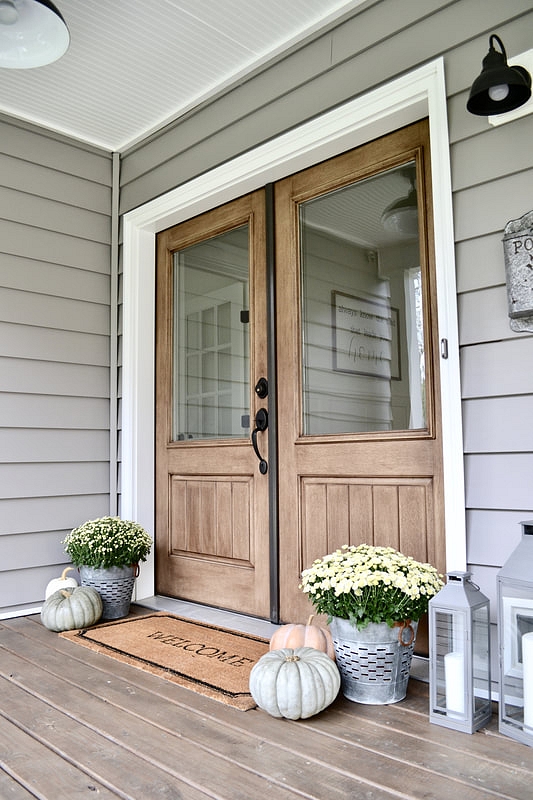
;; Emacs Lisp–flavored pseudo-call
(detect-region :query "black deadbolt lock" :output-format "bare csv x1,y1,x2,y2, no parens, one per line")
254,377,268,399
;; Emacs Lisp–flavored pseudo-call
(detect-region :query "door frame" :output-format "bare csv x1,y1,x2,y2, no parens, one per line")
122,58,466,602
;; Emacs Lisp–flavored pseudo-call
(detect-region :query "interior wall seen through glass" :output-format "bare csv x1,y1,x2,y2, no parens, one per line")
172,225,250,441
299,160,427,435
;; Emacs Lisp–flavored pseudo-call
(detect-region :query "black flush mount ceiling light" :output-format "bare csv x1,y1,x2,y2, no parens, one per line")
0,0,69,69
467,33,532,116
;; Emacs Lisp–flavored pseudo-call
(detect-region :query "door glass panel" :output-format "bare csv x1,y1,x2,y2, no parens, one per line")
172,225,250,440
299,160,427,435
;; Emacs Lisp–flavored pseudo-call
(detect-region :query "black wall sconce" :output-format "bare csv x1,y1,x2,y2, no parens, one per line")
467,34,531,116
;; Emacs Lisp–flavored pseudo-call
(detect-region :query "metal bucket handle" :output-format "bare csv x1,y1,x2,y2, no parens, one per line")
394,620,416,646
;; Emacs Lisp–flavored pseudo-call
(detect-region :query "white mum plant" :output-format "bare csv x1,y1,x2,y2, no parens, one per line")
300,544,443,629
63,516,152,569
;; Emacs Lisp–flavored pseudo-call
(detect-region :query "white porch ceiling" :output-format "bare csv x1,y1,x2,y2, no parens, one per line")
0,0,366,152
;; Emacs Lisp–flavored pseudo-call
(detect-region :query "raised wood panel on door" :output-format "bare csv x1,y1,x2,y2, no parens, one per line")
168,475,255,604
170,476,251,561
301,478,434,586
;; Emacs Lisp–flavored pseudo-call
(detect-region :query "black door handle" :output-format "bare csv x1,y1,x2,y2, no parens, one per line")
252,408,268,474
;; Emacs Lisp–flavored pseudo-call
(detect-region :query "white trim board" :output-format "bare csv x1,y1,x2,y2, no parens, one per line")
122,58,466,602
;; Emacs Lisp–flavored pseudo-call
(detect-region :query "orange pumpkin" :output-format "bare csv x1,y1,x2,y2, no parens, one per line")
269,615,336,661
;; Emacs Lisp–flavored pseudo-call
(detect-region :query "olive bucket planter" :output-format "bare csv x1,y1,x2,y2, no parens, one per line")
79,564,139,620
329,617,418,704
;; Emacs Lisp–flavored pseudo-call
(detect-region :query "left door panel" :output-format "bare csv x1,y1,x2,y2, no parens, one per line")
155,191,270,617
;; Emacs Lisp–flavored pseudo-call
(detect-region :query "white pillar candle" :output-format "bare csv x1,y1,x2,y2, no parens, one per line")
444,650,465,716
523,632,533,729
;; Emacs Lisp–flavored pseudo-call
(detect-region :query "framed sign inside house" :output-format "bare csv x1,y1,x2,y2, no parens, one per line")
332,291,399,380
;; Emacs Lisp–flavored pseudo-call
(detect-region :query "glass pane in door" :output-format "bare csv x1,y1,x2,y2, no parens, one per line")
299,160,427,435
172,225,250,440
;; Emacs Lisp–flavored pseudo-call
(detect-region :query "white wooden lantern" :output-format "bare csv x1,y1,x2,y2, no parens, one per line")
429,571,491,733
497,520,533,747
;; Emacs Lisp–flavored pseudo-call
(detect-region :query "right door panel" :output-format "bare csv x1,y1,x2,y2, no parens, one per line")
275,120,445,632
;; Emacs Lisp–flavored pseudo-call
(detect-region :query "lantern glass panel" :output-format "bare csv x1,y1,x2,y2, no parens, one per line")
499,581,533,734
433,609,468,718
472,604,491,716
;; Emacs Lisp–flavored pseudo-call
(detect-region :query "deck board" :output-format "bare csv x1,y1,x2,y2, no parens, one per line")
1,611,532,800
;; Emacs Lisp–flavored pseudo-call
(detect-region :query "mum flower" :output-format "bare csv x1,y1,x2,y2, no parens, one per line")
63,516,152,569
300,544,443,630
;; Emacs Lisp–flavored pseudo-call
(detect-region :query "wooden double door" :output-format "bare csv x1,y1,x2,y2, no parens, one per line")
155,120,445,624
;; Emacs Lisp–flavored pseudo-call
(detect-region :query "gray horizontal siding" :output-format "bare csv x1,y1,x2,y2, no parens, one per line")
453,167,533,242
0,218,109,272
0,496,110,537
0,291,109,336
0,462,109,499
455,234,507,294
1,357,109,396
465,454,533,510
0,253,109,302
458,286,524,345
2,530,71,570
0,393,108,429
0,112,111,184
0,429,109,463
0,185,109,243
0,322,109,365
460,339,533,398
463,396,533,453
0,152,110,214
0,117,113,617
467,510,527,566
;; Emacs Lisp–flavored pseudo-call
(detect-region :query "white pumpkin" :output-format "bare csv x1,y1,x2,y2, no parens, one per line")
45,566,78,599
249,647,340,720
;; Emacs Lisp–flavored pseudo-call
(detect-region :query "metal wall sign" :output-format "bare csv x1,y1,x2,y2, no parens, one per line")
503,209,533,332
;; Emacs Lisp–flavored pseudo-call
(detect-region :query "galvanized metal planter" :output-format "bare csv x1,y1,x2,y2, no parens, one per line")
329,617,418,704
79,564,138,619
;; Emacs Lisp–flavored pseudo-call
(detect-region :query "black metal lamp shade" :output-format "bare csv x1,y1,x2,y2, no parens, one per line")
467,34,531,116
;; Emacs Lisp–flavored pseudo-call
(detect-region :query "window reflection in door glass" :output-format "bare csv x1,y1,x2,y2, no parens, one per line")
299,161,427,435
172,225,250,441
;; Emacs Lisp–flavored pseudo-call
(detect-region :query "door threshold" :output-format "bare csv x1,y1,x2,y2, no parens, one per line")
135,594,429,682
135,595,281,639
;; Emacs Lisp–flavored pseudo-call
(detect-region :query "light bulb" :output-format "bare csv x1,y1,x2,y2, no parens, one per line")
488,83,510,102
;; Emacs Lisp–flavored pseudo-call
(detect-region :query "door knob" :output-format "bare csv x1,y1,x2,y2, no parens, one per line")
251,408,268,474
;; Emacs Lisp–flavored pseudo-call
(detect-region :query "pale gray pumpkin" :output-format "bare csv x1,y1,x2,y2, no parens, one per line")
41,586,103,632
249,646,340,719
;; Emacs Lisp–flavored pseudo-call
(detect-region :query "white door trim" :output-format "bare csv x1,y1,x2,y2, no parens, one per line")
122,58,466,600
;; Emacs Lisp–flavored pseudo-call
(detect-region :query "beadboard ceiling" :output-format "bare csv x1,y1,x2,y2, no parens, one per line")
0,0,367,152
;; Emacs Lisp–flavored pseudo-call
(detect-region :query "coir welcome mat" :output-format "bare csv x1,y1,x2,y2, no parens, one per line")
60,613,269,710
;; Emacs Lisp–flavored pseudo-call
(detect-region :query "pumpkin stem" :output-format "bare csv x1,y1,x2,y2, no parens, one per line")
61,567,75,580
306,614,315,626
285,654,301,662
60,589,74,598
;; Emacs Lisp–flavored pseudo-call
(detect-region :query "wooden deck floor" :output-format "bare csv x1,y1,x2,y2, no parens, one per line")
1,610,532,800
